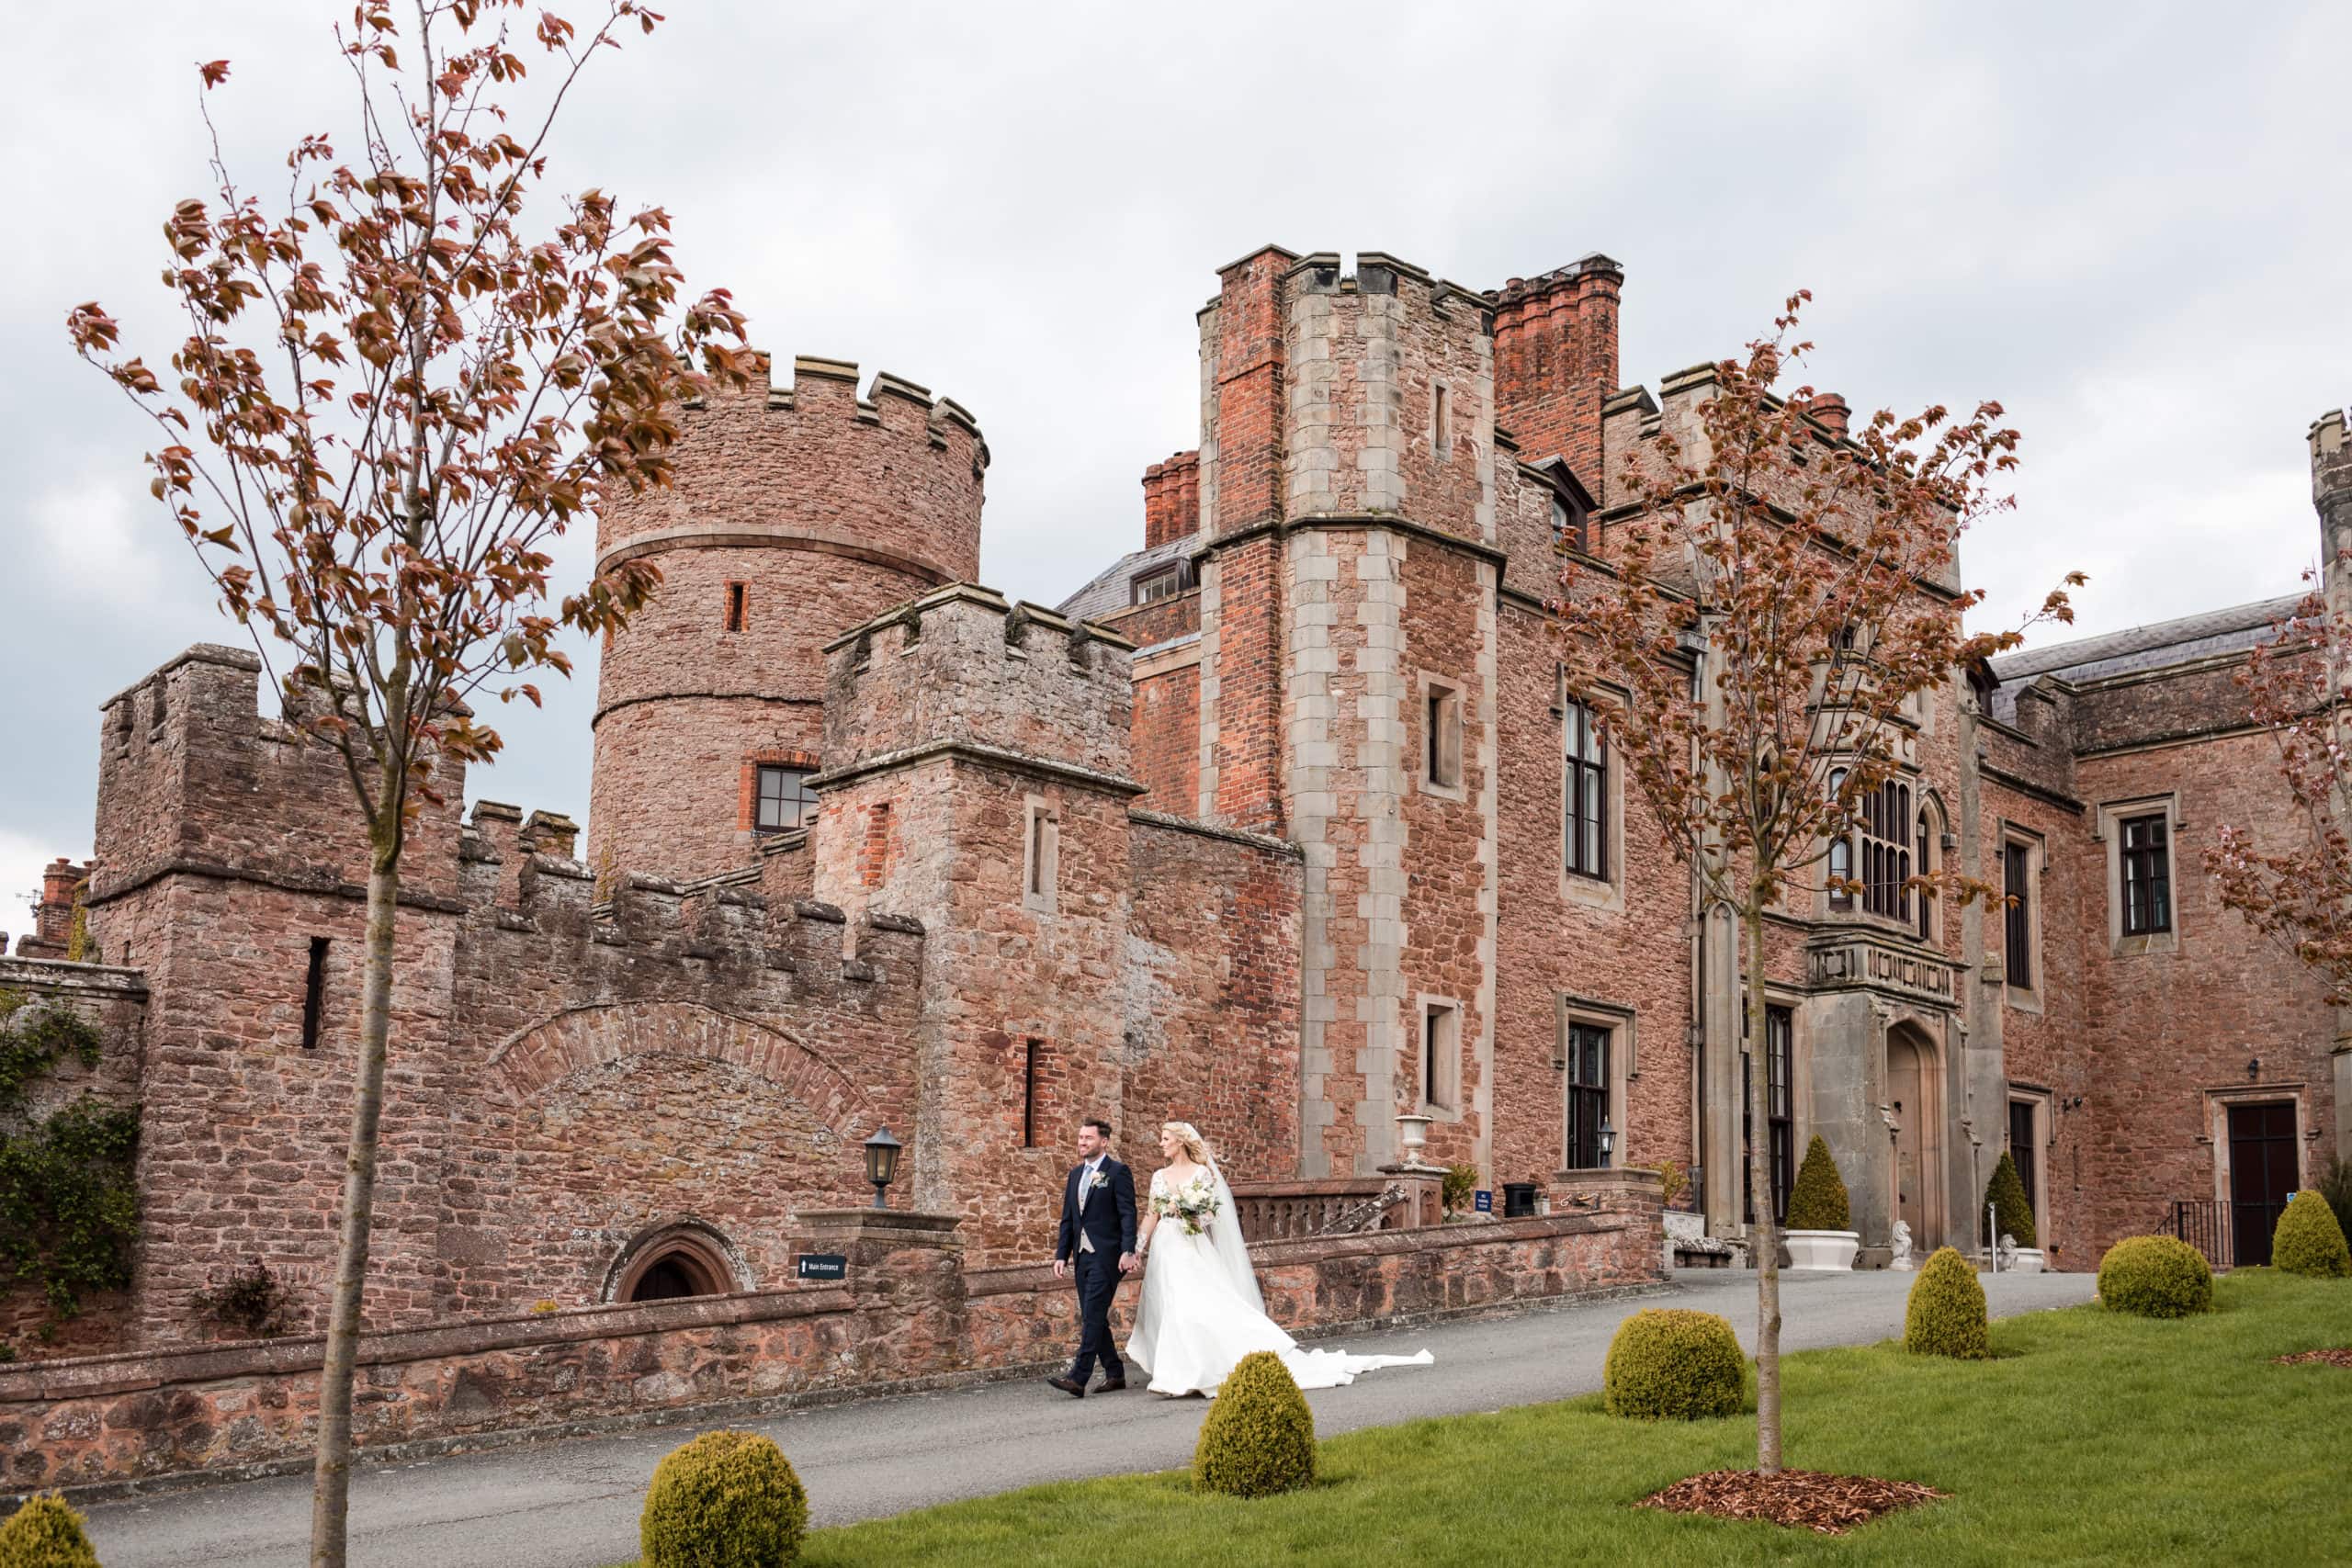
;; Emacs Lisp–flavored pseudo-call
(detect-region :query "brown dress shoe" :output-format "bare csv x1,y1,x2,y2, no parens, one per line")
1047,1375,1086,1398
1095,1377,1127,1392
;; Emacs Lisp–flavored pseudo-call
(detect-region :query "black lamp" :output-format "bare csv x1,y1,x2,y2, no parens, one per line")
1598,1117,1616,1166
863,1126,904,1209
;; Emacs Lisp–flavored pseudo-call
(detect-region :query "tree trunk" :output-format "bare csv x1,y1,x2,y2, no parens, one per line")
1744,898,1782,1475
309,844,401,1568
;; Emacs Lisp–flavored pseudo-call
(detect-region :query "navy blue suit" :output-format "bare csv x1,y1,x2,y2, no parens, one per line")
1056,1156,1138,1385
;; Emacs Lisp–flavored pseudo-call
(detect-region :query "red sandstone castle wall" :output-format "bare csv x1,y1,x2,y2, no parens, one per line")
1122,815,1304,1182
66,644,938,1347
808,594,1148,1265
1488,604,1696,1191
2065,728,2335,1247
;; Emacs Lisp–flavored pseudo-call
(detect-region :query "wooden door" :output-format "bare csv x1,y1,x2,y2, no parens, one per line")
2227,1101,2297,1267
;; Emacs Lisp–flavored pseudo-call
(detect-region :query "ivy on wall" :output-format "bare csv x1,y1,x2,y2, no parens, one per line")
0,989,140,1349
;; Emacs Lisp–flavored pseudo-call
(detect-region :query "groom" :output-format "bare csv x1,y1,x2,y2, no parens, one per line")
1047,1116,1137,1397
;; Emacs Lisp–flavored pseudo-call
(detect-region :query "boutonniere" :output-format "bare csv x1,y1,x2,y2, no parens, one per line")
1088,1169,1110,1190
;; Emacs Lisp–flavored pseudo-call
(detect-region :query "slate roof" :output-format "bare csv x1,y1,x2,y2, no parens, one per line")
1056,536,1193,626
1989,593,2301,686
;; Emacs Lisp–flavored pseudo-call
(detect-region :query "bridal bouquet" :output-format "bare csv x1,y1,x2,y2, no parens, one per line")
1153,1185,1222,1236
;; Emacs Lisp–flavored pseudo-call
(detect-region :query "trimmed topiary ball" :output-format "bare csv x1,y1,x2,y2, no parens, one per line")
1984,1151,2038,1249
640,1428,808,1568
2271,1190,2352,1279
1905,1246,1990,1358
1784,1135,1851,1232
2097,1235,2214,1319
0,1493,102,1568
1194,1350,1317,1497
1603,1308,1745,1420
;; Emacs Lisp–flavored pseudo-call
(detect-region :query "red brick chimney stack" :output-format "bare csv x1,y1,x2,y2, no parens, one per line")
1140,449,1201,550
1807,393,1851,437
1490,253,1623,488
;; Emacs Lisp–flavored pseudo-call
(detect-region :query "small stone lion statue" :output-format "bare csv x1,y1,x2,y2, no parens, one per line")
1889,1220,1915,1271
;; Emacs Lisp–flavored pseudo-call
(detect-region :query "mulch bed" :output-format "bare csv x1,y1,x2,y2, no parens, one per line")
1639,1468,1947,1535
2273,1348,2352,1369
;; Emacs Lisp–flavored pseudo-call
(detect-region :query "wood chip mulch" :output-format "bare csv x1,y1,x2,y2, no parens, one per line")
2273,1348,2352,1369
1639,1468,1948,1535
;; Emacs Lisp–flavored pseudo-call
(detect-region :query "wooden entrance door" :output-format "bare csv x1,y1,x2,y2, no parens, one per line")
1885,1027,1942,1247
2227,1101,2297,1267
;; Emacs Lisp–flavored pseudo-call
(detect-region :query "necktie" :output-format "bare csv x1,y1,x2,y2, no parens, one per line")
1078,1160,1100,1251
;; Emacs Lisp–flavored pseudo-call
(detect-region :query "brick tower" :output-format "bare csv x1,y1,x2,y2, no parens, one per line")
588,355,989,881
1192,248,1517,1177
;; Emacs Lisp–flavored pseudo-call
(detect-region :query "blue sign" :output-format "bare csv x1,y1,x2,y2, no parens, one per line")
1474,1189,1493,1213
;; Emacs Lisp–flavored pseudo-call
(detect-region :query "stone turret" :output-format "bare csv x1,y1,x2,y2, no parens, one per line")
588,354,989,883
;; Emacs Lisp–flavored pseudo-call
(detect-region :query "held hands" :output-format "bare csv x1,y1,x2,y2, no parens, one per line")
1119,1251,1141,1275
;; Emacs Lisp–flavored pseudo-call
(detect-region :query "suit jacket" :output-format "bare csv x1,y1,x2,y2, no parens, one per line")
1055,1156,1138,1264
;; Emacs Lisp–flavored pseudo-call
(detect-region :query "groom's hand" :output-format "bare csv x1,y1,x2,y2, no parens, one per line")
1118,1252,1138,1275
1052,1258,1068,1279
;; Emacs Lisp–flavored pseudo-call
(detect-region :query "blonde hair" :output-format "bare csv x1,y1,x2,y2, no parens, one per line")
1160,1121,1212,1166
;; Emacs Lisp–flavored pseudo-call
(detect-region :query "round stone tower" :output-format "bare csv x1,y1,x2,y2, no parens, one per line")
588,354,988,881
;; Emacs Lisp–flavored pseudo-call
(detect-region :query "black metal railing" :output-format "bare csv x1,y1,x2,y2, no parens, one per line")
2170,1198,2233,1270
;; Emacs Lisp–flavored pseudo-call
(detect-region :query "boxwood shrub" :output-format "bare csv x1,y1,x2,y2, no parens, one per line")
1194,1350,1317,1497
1905,1246,1991,1358
1783,1135,1851,1232
1603,1308,1745,1420
1984,1151,2038,1249
0,1493,101,1568
640,1428,808,1568
2097,1235,2213,1319
2271,1189,2351,1279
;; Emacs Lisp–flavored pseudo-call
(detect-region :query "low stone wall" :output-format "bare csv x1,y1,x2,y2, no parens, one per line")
3,1207,1661,1500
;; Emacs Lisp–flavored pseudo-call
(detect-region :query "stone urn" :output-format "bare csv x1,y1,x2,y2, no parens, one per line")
2009,1247,2046,1274
1783,1228,1861,1270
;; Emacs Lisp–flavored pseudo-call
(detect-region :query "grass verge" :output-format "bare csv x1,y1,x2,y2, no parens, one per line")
625,1270,2352,1566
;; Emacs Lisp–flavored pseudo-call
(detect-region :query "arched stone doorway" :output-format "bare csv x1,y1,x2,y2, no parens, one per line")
605,1221,746,1304
1885,1022,1946,1249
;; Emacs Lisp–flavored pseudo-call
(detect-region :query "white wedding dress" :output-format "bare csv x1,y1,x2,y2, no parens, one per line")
1124,1164,1433,1397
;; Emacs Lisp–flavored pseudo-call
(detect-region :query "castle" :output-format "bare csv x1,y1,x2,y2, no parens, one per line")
5,243,2346,1360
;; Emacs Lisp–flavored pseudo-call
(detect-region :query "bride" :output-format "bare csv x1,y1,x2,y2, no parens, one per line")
1125,1121,1431,1397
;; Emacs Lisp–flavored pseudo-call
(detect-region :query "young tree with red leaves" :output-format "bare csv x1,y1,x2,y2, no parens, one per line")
1555,296,2078,1476
66,6,746,1561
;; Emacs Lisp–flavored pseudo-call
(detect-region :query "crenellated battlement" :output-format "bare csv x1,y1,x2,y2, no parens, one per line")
456,829,926,991
87,645,469,930
1246,247,1502,537
817,584,1139,792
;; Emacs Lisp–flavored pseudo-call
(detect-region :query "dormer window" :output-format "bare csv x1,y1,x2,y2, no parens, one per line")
1551,493,1588,553
1131,560,1194,606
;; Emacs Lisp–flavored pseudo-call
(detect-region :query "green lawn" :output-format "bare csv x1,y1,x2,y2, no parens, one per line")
639,1272,2352,1566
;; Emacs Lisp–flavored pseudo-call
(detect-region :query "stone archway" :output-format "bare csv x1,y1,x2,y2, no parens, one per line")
605,1219,748,1303
1885,1021,1946,1250
485,1000,880,1144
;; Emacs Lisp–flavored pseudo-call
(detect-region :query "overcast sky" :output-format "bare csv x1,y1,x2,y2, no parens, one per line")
5,1,2348,938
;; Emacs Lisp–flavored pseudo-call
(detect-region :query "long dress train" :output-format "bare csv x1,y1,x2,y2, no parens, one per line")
1123,1167,1432,1396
